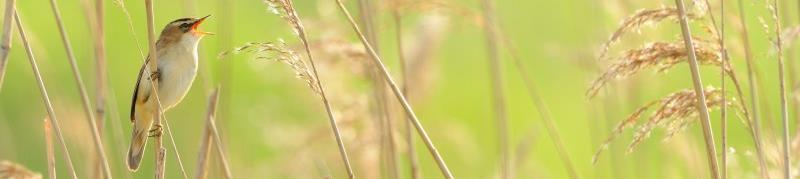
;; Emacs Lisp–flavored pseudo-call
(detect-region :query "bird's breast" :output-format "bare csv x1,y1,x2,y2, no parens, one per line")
155,45,198,109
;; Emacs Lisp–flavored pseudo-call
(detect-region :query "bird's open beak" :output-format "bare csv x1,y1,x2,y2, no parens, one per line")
191,15,214,36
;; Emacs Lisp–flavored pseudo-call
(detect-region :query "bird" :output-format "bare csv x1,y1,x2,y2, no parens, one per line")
127,15,212,171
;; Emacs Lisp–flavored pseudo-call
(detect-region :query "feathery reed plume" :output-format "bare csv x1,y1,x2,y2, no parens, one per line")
592,87,728,161
479,0,510,178
0,0,14,92
390,1,420,178
47,0,114,177
672,0,719,177
14,12,78,179
44,118,55,179
0,161,42,179
587,38,724,98
598,7,699,60
735,0,770,176
768,1,792,177
496,30,579,178
196,88,221,179
263,0,355,177
220,41,317,92
333,0,454,178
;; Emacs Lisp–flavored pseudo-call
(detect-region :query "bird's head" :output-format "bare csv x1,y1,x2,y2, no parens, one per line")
159,15,213,44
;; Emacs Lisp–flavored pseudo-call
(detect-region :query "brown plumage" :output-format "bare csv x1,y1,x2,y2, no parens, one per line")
127,15,211,171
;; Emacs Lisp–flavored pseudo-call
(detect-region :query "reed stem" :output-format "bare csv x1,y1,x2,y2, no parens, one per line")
14,11,79,179
478,0,509,178
47,0,114,177
0,0,13,92
334,0,454,178
735,0,770,177
390,3,420,178
44,118,56,179
673,0,720,178
771,0,792,177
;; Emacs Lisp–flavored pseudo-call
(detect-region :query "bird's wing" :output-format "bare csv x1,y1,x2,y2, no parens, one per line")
130,57,154,122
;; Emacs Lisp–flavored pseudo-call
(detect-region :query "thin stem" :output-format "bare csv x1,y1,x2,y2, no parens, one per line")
280,0,355,177
673,0,720,178
708,0,727,177
91,2,108,178
0,0,14,92
46,0,113,178
144,0,166,178
207,89,232,179
735,0,770,177
14,11,78,179
479,0,509,178
164,120,189,179
772,0,792,177
333,0,454,178
391,3,420,179
496,27,578,178
196,88,220,179
44,118,56,179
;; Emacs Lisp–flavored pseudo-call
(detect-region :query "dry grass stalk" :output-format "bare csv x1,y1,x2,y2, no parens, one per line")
673,0,720,177
0,161,42,179
735,0,770,176
333,0,454,178
496,31,579,178
587,38,724,98
478,0,510,178
0,0,14,92
697,0,728,177
208,90,233,179
768,1,792,178
44,118,55,179
143,0,167,178
390,1,421,178
91,3,108,178
47,0,114,177
14,12,78,179
598,7,700,60
264,0,356,177
592,87,727,162
196,88,221,179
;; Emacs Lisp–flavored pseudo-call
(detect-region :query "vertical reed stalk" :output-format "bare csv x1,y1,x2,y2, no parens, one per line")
700,0,727,177
144,0,166,178
479,0,509,178
673,0,720,178
333,0,454,178
735,0,770,177
14,11,79,179
391,3,420,178
497,29,579,179
771,0,792,177
207,89,232,179
195,88,221,179
91,3,108,178
0,0,14,91
92,0,106,140
275,0,355,177
44,118,56,179
47,0,114,178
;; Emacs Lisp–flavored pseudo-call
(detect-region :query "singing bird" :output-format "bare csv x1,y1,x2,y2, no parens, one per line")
127,15,212,171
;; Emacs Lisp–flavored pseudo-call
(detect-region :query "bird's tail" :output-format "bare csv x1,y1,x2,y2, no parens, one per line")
127,111,153,171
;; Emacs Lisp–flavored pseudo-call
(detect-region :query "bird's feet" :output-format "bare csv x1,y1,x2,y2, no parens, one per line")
148,124,163,137
149,70,161,81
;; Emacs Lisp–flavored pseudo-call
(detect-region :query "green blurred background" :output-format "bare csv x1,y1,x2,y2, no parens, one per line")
0,0,797,178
